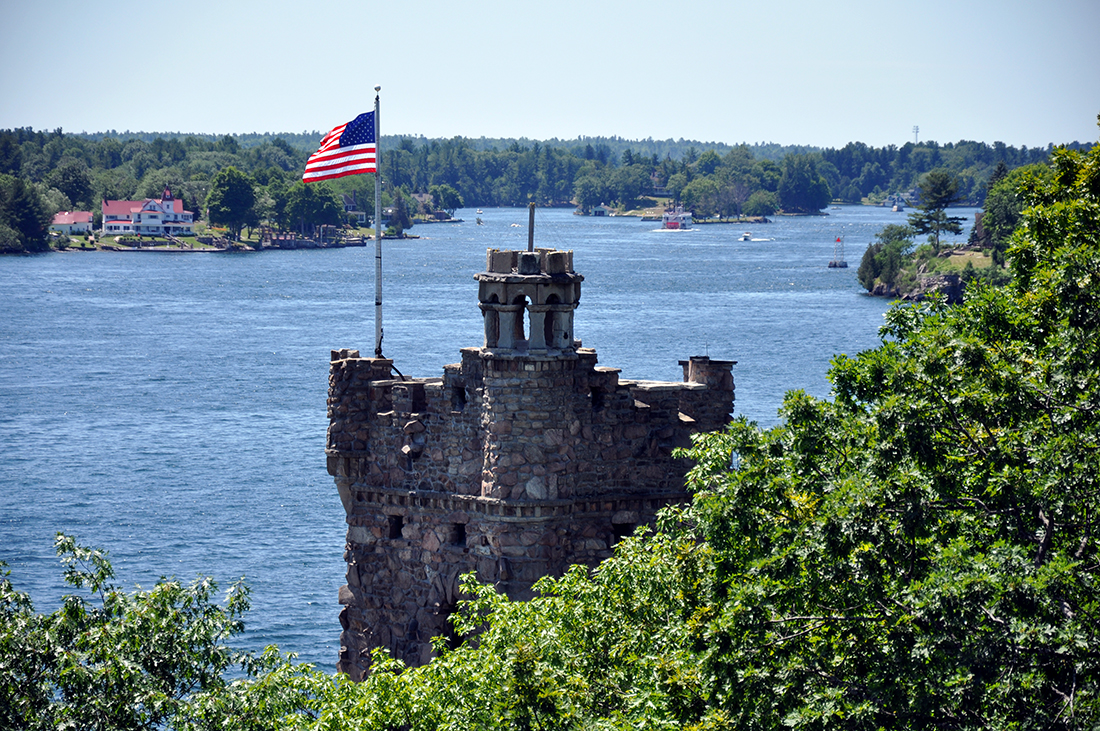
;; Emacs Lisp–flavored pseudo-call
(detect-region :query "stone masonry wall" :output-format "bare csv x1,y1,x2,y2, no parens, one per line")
327,347,734,677
327,350,733,504
326,248,735,680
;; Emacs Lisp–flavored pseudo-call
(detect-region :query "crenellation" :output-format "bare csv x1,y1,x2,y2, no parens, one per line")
328,248,735,677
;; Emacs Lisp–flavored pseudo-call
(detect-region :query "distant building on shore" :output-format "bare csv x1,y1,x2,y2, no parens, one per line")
50,211,93,234
342,192,367,225
101,187,194,236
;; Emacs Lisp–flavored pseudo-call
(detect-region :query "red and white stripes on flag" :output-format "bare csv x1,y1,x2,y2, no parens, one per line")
302,112,376,183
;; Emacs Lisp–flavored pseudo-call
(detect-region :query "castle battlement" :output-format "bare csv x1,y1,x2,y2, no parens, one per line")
328,248,734,677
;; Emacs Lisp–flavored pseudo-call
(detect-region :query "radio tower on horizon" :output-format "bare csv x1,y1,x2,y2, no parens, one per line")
913,125,920,144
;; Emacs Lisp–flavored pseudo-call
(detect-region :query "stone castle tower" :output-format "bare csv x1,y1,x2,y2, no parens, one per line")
326,247,734,679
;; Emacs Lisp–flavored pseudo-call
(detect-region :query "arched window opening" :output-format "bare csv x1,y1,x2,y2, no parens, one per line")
512,294,528,343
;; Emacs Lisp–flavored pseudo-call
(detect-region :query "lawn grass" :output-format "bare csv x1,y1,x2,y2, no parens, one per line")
929,248,994,274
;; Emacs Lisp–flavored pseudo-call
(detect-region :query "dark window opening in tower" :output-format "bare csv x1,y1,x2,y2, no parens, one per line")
449,522,466,546
590,387,605,412
512,294,528,343
612,522,636,544
451,386,467,411
544,293,560,348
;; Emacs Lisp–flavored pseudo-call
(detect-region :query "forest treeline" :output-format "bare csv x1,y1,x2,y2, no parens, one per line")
0,124,1090,252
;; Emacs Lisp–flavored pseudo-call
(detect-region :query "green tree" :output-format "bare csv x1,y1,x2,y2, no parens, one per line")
609,165,651,208
677,136,1100,729
284,181,341,236
572,174,604,213
0,174,50,253
215,134,240,154
719,176,751,219
743,189,778,217
777,154,831,213
428,183,463,217
0,535,311,730
694,150,722,176
816,159,841,197
205,166,255,240
856,161,888,197
908,168,965,253
856,223,914,292
266,177,291,229
980,163,1050,265
665,171,688,202
250,188,275,232
387,189,413,237
46,157,94,208
752,159,782,192
839,181,863,203
36,183,72,219
680,177,719,218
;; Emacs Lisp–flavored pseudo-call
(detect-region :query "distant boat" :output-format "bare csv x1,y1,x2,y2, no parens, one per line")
661,205,692,230
741,231,751,241
827,236,848,268
476,209,483,214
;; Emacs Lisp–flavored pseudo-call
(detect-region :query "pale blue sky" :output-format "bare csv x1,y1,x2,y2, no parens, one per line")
2,0,1097,149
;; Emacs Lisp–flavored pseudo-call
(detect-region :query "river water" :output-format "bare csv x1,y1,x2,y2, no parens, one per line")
0,205,976,668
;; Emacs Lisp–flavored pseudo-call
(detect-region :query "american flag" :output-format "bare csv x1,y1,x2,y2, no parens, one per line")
302,112,376,183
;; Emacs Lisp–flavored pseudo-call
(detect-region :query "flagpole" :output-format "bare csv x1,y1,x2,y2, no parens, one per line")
373,86,383,358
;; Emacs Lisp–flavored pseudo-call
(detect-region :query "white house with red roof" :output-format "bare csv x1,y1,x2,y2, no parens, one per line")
102,187,194,236
50,211,93,234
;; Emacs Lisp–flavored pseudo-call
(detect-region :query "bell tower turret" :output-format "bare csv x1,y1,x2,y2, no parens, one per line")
475,248,582,356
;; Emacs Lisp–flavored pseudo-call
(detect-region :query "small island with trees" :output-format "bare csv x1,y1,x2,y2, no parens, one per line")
854,157,1056,303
